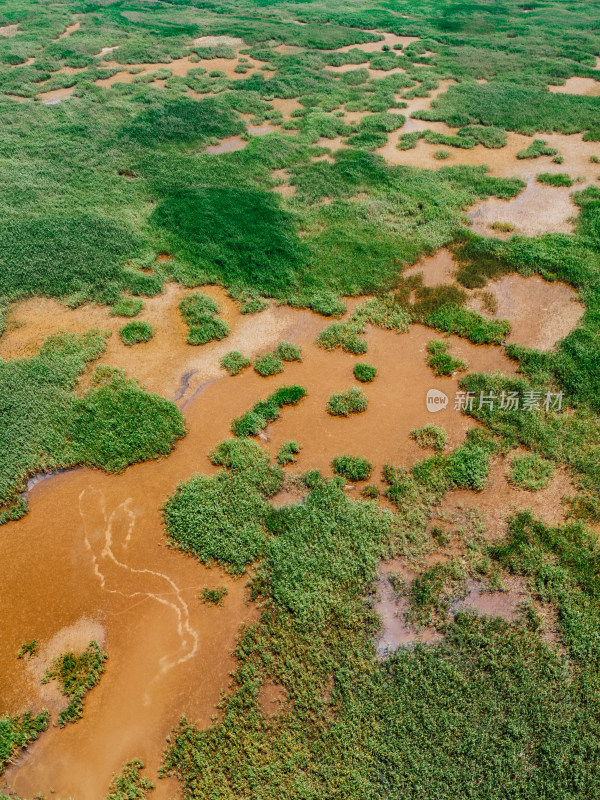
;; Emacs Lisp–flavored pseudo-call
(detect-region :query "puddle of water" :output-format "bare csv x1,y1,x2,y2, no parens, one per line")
205,135,247,154
467,175,576,237
0,298,517,796
38,86,75,104
335,32,420,53
549,77,600,96
469,274,584,350
437,457,574,541
56,21,80,40
374,563,441,656
95,54,255,88
451,578,525,621
403,248,457,286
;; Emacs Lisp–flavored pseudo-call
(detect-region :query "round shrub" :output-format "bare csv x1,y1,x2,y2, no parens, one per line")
254,353,284,377
508,453,555,491
119,321,154,346
354,363,377,383
332,455,372,482
326,388,368,417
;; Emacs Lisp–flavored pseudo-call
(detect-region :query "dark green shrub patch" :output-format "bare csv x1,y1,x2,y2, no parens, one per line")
179,293,229,345
232,386,306,437
326,388,368,416
254,353,284,377
119,320,154,346
110,297,144,317
536,172,573,187
0,710,49,772
332,454,372,481
221,351,251,376
353,362,377,382
106,760,153,800
426,339,468,376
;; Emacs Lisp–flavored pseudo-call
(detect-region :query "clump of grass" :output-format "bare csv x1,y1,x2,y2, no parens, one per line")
232,386,307,437
410,425,448,451
517,139,558,159
221,351,251,376
0,710,49,772
106,759,154,800
332,455,372,482
426,306,510,344
433,149,451,160
590,155,600,164
199,586,228,606
489,221,515,233
426,339,468,376
42,641,107,726
317,322,367,354
353,363,377,382
508,453,555,491
361,484,379,499
179,293,229,346
17,640,38,660
119,321,154,346
110,297,144,318
277,440,301,465
552,155,564,164
536,172,573,187
326,388,368,417
477,290,498,313
276,341,302,362
254,353,284,377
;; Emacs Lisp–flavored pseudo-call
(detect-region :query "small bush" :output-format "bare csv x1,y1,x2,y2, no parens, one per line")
188,319,229,345
508,453,555,491
17,640,38,659
489,221,515,233
106,759,153,800
354,363,377,382
517,139,557,159
317,323,368,354
326,388,368,417
276,341,302,362
426,340,468,376
361,484,380,498
410,425,448,451
536,172,573,187
254,353,284,377
199,586,228,606
332,455,372,481
110,297,144,317
434,149,450,160
41,641,107,726
277,440,301,465
232,386,307,437
119,321,154,346
221,351,251,376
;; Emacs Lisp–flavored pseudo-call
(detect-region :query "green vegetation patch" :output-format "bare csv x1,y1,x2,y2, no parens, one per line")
517,140,558,160
427,339,469,376
536,172,573,187
110,297,144,318
42,641,107,726
221,351,251,376
410,425,448,451
353,362,377,383
425,306,510,345
119,321,154,346
0,710,49,773
106,759,154,800
0,333,185,521
231,385,306,438
326,387,368,417
508,453,555,492
152,187,305,297
17,640,38,660
276,341,302,362
277,440,301,465
199,586,228,606
254,353,284,377
415,83,600,135
331,454,372,482
179,293,229,345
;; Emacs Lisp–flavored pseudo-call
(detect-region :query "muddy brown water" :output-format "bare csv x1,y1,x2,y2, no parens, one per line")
469,274,585,350
0,293,521,796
